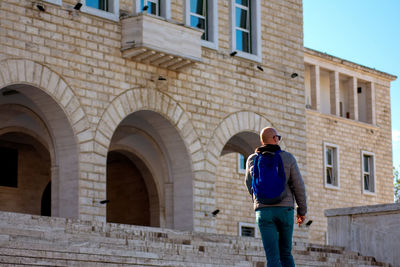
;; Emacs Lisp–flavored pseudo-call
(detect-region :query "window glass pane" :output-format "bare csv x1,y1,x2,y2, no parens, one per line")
190,16,205,29
326,148,332,165
326,167,332,184
86,0,109,11
236,7,248,29
236,30,249,52
364,174,370,190
236,0,248,6
148,2,157,15
190,16,206,39
363,155,370,172
190,0,204,15
239,154,246,170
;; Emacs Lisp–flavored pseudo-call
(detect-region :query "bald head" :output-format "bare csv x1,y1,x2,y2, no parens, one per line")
260,127,278,145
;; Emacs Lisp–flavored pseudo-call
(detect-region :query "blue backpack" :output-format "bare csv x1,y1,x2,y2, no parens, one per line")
252,150,287,204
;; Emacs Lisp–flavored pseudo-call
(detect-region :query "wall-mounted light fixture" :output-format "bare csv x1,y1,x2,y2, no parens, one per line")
74,2,82,10
36,3,46,12
211,209,220,217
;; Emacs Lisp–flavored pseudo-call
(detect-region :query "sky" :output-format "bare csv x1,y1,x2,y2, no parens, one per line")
303,0,400,172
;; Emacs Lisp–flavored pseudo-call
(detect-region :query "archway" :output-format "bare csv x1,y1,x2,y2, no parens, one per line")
106,110,193,229
0,84,79,218
0,131,51,215
215,131,260,235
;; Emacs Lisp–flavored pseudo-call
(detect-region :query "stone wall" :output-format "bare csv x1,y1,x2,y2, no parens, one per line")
0,0,395,245
0,0,306,234
325,203,400,267
304,49,395,243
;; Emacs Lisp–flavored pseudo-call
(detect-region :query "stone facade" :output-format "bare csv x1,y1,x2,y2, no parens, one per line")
304,48,396,243
0,0,395,245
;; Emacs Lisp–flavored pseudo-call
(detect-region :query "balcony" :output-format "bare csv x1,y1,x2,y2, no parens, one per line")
121,14,203,71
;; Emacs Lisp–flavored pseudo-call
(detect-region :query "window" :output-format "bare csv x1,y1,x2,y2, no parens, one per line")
323,143,339,188
361,151,375,194
140,0,160,16
238,153,246,174
0,147,18,188
133,0,171,19
184,0,218,49
82,0,119,21
230,0,261,61
234,0,250,53
238,222,258,237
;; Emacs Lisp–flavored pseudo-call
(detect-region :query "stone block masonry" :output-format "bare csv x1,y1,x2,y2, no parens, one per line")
0,0,396,247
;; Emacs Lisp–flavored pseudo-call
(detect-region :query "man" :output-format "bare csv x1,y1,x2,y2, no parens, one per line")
245,127,307,267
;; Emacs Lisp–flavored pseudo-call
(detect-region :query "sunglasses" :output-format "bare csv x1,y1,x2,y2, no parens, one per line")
273,135,282,141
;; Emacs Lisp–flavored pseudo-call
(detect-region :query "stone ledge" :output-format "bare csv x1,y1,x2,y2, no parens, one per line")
325,203,400,217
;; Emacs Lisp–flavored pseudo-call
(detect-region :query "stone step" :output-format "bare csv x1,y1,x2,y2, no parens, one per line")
0,212,392,267
294,249,390,267
0,245,253,267
1,237,255,267
1,231,260,262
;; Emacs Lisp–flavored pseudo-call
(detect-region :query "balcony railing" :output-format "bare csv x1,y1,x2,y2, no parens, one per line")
121,14,203,71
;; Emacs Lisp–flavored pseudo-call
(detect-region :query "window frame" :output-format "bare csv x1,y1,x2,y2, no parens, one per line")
361,151,376,195
81,0,119,21
238,222,258,238
42,0,62,5
133,0,171,19
230,0,261,62
237,153,246,174
184,0,218,50
323,142,340,189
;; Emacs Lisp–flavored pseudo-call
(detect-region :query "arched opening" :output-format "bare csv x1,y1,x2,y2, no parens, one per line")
215,131,260,236
107,110,194,230
0,132,51,215
0,84,79,218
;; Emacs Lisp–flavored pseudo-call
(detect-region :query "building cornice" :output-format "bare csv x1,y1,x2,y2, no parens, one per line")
304,47,397,82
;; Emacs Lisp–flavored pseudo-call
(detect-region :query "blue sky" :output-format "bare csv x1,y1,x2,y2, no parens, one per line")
303,0,400,171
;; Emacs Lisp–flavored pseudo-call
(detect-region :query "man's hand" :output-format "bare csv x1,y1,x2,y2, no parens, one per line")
296,215,306,226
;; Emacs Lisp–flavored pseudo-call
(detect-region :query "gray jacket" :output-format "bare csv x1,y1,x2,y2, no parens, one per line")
245,146,307,216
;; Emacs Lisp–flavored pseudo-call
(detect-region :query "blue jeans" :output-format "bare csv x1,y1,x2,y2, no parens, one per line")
256,207,295,267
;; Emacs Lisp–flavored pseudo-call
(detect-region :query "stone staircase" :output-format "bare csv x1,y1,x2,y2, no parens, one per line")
0,212,391,266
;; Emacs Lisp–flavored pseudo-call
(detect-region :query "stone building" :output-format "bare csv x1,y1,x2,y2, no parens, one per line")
0,0,395,245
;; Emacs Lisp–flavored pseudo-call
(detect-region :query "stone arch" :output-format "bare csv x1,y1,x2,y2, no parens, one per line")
95,88,201,158
95,88,202,230
0,58,92,219
205,111,276,173
0,59,91,144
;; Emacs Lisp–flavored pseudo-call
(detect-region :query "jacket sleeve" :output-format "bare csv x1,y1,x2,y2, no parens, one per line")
288,155,307,216
245,154,257,198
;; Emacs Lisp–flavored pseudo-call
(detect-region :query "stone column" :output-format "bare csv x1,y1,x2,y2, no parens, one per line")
329,71,340,116
310,65,320,111
366,82,376,124
347,77,358,120
51,165,59,217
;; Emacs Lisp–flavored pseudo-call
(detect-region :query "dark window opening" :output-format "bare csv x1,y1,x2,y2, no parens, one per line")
0,147,18,187
241,226,255,237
